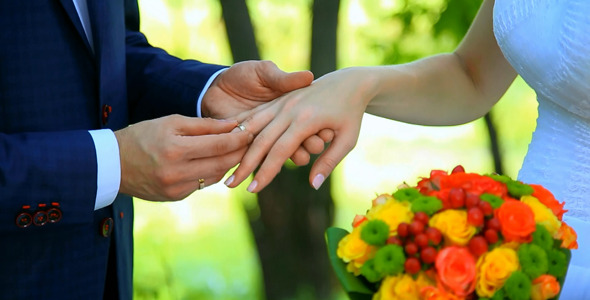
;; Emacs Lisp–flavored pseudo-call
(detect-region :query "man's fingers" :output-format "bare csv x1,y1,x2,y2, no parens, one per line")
318,129,335,143
175,115,238,136
183,147,247,184
259,61,314,93
276,70,314,92
302,135,326,155
290,146,311,166
181,130,252,159
162,148,247,199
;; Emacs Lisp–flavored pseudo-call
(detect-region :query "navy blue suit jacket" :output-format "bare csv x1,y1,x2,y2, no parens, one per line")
0,0,225,298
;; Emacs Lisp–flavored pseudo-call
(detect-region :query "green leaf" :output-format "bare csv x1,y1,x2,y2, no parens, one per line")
325,227,375,300
556,248,572,300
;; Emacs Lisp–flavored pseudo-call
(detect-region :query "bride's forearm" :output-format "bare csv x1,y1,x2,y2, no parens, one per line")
364,0,517,126
363,53,501,126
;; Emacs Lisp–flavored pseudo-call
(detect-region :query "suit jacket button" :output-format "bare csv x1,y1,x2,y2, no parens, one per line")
101,217,114,237
102,104,112,125
47,208,63,223
16,212,33,228
32,211,48,226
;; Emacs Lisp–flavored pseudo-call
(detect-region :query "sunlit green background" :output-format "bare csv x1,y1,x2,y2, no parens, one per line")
132,0,537,299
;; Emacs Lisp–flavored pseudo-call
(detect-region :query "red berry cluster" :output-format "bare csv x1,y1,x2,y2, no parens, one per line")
468,216,502,257
448,187,504,257
386,212,442,274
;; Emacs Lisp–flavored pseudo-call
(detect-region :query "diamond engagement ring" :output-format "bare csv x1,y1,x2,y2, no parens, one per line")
237,124,246,131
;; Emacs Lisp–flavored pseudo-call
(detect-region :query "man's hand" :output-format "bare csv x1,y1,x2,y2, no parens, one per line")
201,60,314,119
115,115,253,201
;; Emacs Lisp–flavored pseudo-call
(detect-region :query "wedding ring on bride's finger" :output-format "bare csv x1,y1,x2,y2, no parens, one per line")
198,178,205,190
237,124,246,131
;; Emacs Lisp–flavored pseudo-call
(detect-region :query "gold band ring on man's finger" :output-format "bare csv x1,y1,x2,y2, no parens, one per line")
198,178,205,190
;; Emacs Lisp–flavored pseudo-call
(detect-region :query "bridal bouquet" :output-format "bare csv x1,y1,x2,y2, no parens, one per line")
326,166,578,300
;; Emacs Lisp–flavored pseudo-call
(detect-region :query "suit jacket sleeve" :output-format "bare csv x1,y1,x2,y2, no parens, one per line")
124,1,227,123
0,131,97,230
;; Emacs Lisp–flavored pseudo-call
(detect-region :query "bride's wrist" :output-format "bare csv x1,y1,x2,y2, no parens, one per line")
348,66,382,109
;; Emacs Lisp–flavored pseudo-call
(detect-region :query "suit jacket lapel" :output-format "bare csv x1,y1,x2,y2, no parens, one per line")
58,0,94,55
86,0,129,130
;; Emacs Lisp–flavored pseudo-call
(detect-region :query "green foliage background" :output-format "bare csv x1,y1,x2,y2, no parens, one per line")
132,0,538,299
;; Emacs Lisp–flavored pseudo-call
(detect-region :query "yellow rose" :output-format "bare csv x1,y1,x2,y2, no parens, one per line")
336,224,375,275
367,197,414,234
521,195,561,236
415,271,436,289
475,246,519,297
373,274,422,300
428,209,476,246
372,193,393,207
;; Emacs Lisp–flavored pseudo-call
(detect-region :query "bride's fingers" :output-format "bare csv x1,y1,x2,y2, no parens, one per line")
232,100,281,134
225,118,291,188
247,125,316,193
309,131,359,190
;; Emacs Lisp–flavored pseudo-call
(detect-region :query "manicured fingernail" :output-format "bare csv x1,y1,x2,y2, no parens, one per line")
224,175,235,186
247,180,258,193
312,174,325,190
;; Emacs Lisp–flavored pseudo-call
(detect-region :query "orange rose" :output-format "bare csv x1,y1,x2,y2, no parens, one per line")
495,200,536,243
530,184,567,220
440,173,478,190
421,286,465,300
435,246,476,297
557,222,578,249
531,275,560,300
440,173,506,196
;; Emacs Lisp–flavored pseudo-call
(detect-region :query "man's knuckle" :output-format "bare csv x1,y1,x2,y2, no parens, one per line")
212,174,224,183
160,145,180,161
155,169,176,186
213,163,230,175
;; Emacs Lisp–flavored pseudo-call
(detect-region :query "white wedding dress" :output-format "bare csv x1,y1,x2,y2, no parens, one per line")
493,0,590,298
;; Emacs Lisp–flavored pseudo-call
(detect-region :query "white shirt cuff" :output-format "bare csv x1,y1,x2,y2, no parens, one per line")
89,129,121,210
196,68,228,117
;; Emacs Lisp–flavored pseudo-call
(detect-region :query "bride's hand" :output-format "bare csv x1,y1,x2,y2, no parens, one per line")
225,67,375,192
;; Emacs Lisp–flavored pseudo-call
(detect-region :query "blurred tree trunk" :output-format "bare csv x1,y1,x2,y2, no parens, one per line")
219,0,260,61
310,0,339,77
484,112,504,174
220,1,340,299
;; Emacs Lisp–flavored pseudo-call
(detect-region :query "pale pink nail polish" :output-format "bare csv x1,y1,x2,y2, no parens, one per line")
247,180,258,193
224,175,235,186
312,174,325,190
